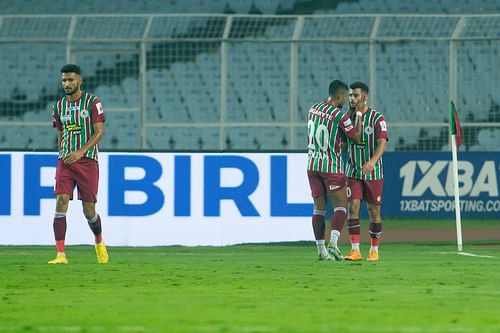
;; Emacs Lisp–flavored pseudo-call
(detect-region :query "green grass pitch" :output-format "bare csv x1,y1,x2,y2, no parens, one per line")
1,242,499,333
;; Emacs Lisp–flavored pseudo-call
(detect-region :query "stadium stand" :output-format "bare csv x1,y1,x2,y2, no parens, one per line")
2,0,498,15
0,0,288,14
1,0,499,151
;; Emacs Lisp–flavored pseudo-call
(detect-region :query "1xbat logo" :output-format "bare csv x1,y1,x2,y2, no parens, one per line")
400,160,499,197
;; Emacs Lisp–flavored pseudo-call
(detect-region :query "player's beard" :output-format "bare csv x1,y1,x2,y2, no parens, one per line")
63,86,78,96
350,100,362,111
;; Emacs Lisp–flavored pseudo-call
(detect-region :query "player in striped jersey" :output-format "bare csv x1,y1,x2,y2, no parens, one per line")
48,64,108,265
344,82,388,262
307,80,362,261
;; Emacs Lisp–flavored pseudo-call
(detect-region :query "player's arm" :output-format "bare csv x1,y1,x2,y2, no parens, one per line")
361,138,387,174
80,121,104,154
57,130,62,154
52,104,63,154
361,116,388,174
348,113,363,144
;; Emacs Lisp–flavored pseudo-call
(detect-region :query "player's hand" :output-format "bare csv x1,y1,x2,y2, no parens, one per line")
362,160,375,174
62,150,84,164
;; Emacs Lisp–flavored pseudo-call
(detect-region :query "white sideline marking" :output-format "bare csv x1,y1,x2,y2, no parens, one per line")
457,251,495,258
432,251,496,259
432,251,496,258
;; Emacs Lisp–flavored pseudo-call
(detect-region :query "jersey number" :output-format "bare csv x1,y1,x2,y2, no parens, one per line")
308,120,329,152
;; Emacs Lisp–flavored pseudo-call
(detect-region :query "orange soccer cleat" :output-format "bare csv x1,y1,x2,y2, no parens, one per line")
367,250,379,262
344,249,362,261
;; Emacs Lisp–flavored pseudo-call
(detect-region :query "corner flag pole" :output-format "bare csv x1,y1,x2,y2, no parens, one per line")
450,131,463,252
450,101,463,252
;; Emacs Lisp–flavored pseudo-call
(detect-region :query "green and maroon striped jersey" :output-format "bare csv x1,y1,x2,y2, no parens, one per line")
307,101,357,173
52,92,105,161
345,108,388,180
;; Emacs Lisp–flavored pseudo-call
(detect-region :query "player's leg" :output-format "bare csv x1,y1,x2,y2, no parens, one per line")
82,201,102,243
76,158,108,264
367,203,382,261
307,171,331,260
82,201,108,264
312,196,331,260
324,173,348,261
365,179,384,261
345,178,363,261
326,187,347,260
48,194,71,264
49,161,73,264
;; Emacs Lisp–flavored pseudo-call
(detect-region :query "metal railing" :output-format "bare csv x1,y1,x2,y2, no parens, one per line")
1,14,499,151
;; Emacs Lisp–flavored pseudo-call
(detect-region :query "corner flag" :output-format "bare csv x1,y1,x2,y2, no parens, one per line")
450,101,462,148
449,101,463,252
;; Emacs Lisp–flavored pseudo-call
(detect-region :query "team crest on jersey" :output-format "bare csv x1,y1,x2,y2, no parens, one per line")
80,109,89,118
365,126,374,135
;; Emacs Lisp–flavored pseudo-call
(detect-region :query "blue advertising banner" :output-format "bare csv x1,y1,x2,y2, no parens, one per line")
383,152,500,218
0,151,498,246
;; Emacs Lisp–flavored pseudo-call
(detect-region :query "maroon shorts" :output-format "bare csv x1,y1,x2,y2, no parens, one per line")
347,177,383,205
54,157,99,202
307,171,346,198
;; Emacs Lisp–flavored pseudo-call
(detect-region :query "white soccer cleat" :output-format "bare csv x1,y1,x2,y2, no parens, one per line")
318,252,334,261
327,243,344,261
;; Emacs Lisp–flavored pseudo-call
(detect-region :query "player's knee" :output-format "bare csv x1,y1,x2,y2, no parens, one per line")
330,191,347,208
55,195,70,212
82,204,96,220
367,204,381,222
348,200,361,214
83,210,96,220
313,196,327,211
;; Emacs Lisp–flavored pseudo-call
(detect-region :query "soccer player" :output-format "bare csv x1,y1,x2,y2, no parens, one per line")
48,64,109,265
344,82,388,262
307,80,362,261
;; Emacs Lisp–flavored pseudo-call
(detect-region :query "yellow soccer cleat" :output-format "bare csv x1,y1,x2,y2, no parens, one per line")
344,249,362,261
48,253,68,265
367,250,379,262
95,242,109,264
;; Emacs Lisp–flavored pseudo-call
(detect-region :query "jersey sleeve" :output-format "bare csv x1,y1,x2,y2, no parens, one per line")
339,112,357,139
375,114,389,141
52,103,63,131
90,97,106,123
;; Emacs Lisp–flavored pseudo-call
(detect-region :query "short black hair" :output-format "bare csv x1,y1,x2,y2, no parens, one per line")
350,81,369,94
60,64,81,75
328,80,348,97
